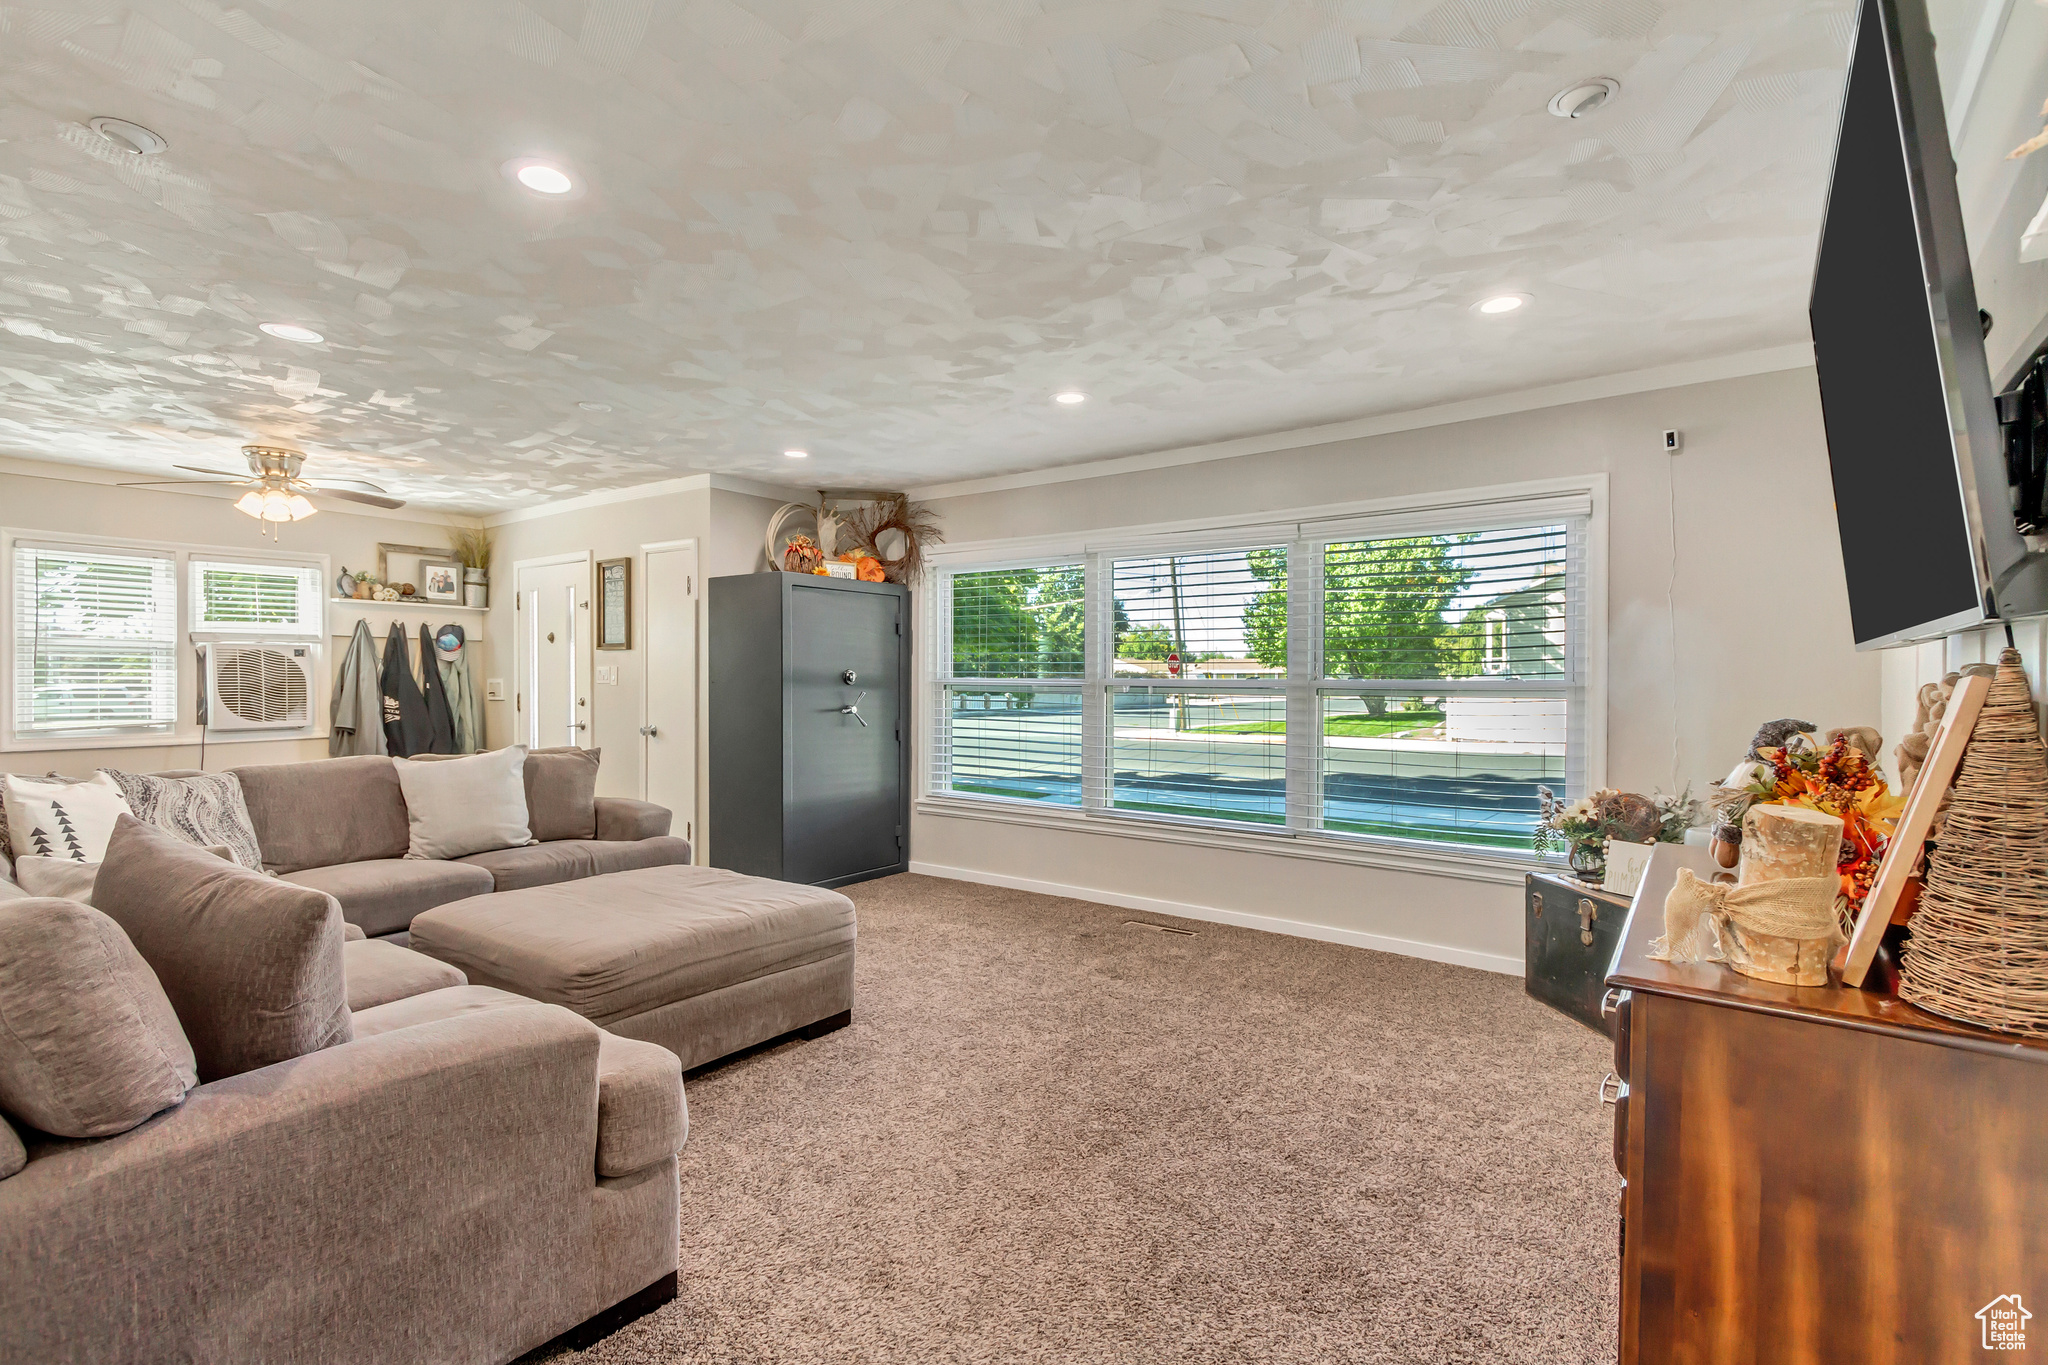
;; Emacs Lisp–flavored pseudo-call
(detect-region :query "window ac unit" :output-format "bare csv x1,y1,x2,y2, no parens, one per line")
198,642,314,732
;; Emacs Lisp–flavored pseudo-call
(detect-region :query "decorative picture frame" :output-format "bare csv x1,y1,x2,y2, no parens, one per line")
418,557,464,604
376,542,449,597
597,557,631,650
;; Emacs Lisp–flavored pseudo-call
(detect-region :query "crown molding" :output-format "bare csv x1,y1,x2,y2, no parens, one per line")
0,455,479,527
480,471,802,527
903,342,1817,502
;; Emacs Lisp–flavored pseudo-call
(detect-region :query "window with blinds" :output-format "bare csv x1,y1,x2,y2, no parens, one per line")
12,544,178,737
191,559,323,633
930,498,1591,859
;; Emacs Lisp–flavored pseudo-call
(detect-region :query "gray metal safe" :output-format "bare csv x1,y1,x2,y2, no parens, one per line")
708,572,911,887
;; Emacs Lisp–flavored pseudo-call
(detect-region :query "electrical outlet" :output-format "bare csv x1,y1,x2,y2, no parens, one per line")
487,678,506,701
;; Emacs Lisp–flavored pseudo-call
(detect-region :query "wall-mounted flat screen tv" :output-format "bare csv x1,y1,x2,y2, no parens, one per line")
1811,0,2038,648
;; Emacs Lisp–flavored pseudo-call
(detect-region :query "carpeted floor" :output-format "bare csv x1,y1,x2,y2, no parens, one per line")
551,874,1618,1365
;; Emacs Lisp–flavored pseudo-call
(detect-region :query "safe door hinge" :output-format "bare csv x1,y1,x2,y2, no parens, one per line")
894,621,901,635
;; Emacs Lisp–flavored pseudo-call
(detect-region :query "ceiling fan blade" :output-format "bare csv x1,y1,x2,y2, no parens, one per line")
174,465,247,478
308,476,393,495
315,487,406,510
117,478,248,488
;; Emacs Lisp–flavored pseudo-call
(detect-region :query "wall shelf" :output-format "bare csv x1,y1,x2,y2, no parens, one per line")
330,598,487,613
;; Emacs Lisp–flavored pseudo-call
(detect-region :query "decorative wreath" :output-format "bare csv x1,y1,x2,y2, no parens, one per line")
838,494,943,583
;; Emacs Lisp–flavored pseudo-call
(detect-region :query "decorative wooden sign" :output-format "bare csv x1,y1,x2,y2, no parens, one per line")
1839,670,1993,988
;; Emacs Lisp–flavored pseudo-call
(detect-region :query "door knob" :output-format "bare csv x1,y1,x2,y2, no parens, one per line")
639,725,659,737
574,722,587,731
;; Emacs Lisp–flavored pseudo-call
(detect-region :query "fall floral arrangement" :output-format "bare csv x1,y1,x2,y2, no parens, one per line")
1717,731,1902,924
1534,787,1697,857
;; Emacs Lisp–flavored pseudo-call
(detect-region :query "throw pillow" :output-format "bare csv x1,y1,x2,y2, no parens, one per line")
526,747,601,842
12,856,100,905
1,772,130,864
391,745,532,859
0,1113,22,1180
409,747,600,842
92,816,351,1083
99,769,264,870
0,896,197,1138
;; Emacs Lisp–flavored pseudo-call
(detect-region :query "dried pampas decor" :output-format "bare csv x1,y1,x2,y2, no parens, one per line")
1899,648,2048,1037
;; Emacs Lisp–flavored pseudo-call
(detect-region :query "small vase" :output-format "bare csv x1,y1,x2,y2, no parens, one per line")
464,583,487,609
1568,838,1607,884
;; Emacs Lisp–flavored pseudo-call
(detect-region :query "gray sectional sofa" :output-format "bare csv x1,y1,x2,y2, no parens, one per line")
0,813,689,1364
232,749,691,936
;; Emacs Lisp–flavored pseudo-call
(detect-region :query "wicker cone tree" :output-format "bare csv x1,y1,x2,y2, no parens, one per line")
1900,647,2048,1035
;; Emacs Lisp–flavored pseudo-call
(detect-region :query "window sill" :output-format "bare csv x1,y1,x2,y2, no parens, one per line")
2,728,327,755
914,794,1544,886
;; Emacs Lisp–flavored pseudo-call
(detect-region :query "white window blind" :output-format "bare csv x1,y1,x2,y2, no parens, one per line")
13,543,178,737
190,558,322,634
930,503,1591,860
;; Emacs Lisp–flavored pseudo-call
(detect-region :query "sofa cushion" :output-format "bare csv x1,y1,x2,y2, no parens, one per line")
594,1031,686,1177
282,859,495,938
344,938,468,1012
392,747,532,860
526,747,600,842
100,768,264,870
234,755,410,874
351,984,685,1177
455,836,692,893
93,816,351,1084
0,896,197,1137
349,982,540,1038
408,864,857,1027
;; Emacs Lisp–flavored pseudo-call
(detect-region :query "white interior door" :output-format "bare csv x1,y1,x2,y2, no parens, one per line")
643,542,698,851
515,556,590,750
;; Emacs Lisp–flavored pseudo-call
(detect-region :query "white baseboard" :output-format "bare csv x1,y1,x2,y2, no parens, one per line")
906,860,1524,977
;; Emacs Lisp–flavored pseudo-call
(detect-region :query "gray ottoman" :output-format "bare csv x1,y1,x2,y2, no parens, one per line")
408,864,855,1070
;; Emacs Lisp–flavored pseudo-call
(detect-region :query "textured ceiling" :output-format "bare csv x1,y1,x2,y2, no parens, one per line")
0,0,1853,511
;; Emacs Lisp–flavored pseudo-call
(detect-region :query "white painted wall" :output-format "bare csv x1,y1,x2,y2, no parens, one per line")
0,463,474,777
480,479,785,857
910,367,1882,970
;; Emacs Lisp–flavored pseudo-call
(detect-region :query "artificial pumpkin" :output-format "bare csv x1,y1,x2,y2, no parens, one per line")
855,556,886,582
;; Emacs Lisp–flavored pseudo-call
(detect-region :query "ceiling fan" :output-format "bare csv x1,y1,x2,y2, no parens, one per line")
119,445,406,538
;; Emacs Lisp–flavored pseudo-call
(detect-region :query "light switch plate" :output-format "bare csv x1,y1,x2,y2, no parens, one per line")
487,678,506,701
597,665,619,685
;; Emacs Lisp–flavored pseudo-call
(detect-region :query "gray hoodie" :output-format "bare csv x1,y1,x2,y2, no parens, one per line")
329,619,388,757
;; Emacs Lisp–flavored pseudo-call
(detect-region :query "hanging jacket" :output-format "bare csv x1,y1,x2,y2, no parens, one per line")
435,623,481,754
329,620,387,757
419,624,457,754
380,622,432,758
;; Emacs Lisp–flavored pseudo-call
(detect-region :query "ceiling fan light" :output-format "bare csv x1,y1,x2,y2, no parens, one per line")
287,493,316,520
234,491,265,517
259,489,295,522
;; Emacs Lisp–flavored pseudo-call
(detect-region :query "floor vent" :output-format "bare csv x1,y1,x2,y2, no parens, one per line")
1125,920,1197,936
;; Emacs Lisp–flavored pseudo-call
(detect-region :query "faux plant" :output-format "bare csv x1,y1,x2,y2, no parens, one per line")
449,525,494,575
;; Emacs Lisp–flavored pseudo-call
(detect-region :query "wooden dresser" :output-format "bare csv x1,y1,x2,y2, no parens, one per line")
1606,844,2048,1364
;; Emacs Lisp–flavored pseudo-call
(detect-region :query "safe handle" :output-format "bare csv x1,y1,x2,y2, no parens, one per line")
840,690,869,727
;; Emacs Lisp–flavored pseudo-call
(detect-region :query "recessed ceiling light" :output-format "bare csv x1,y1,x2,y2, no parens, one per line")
259,322,324,343
508,160,574,195
1548,78,1619,119
1053,390,1088,405
784,449,809,459
1475,294,1529,316
578,401,611,412
89,117,167,155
